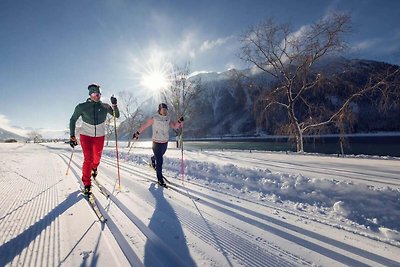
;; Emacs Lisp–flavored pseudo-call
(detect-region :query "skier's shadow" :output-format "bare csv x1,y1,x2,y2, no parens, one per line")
144,184,196,267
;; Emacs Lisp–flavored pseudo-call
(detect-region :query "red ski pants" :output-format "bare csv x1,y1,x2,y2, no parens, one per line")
80,134,105,186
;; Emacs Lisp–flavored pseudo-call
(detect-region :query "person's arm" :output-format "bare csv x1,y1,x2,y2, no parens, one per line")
132,118,154,139
69,105,81,136
170,116,184,129
69,105,81,148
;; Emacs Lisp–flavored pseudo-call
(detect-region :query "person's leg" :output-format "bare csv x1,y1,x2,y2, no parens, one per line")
160,142,168,157
150,155,156,170
80,135,93,186
92,136,105,172
152,142,168,183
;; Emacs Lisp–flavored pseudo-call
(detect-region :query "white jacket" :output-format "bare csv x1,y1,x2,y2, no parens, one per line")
152,113,170,143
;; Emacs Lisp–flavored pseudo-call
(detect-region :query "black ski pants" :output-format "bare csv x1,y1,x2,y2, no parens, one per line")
152,141,168,183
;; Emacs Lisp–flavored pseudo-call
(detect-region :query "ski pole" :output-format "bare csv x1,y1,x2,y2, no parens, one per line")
112,99,121,191
65,148,74,175
127,139,135,155
180,121,185,185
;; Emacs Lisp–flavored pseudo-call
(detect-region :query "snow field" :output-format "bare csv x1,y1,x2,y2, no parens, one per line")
1,142,400,266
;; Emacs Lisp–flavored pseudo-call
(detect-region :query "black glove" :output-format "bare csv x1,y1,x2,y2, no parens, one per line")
178,116,184,123
70,136,78,148
132,131,140,140
111,96,117,105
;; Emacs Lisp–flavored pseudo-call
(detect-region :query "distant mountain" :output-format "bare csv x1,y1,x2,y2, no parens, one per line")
0,128,26,141
117,57,400,140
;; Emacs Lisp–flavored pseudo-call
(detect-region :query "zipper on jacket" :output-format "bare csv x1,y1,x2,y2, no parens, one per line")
93,103,97,136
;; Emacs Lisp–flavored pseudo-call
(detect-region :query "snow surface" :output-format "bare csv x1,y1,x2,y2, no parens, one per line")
0,142,399,266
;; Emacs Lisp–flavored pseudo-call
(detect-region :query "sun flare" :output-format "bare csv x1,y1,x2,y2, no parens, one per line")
140,70,169,91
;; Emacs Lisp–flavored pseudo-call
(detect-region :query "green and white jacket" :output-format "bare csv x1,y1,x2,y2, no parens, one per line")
70,98,120,137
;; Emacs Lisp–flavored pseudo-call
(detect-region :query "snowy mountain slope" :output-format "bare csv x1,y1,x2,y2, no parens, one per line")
1,143,399,266
0,127,25,141
188,58,400,137
115,58,399,140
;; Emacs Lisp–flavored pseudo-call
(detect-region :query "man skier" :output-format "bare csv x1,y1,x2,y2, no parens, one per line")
132,103,183,187
69,83,119,195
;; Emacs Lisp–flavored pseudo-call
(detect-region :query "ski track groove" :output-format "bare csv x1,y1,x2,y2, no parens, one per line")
20,169,45,266
9,176,42,266
35,178,48,266
1,168,27,265
28,178,46,267
183,180,397,266
58,152,145,267
0,169,21,221
56,148,399,266
177,207,295,267
98,161,274,266
0,149,61,267
0,177,38,225
0,173,34,243
101,155,399,266
68,153,273,266
0,175,21,264
97,155,307,266
0,172,18,236
143,151,400,251
198,203,313,266
101,156,324,266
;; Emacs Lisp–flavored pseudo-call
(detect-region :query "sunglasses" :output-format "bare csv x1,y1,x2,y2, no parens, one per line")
91,92,101,97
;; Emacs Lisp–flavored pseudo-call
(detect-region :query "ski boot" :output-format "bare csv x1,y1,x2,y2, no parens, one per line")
157,180,167,188
91,168,98,179
84,185,92,196
150,156,156,170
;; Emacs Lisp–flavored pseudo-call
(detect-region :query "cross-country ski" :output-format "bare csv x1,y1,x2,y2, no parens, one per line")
83,190,107,223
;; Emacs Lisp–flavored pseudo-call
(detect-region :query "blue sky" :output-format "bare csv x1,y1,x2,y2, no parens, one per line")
1,0,399,138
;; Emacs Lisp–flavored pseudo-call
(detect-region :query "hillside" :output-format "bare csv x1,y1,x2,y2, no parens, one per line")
116,58,399,140
0,128,25,141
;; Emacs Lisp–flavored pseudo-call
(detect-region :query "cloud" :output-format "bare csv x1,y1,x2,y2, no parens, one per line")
225,62,236,70
351,38,382,52
350,35,400,57
124,31,240,79
286,25,310,43
323,0,349,18
0,114,28,137
200,35,234,52
179,31,198,59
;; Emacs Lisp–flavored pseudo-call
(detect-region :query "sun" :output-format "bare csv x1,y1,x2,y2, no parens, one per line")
126,47,173,95
140,70,169,91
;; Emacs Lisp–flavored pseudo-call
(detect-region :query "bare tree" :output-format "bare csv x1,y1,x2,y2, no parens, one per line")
241,13,400,152
104,114,114,146
162,62,202,147
27,131,43,143
240,13,363,152
117,90,145,147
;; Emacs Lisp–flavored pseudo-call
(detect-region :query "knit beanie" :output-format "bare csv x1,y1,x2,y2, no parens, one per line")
88,83,101,95
158,103,168,110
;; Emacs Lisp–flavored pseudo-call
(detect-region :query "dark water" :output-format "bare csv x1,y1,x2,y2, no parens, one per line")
183,135,400,157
